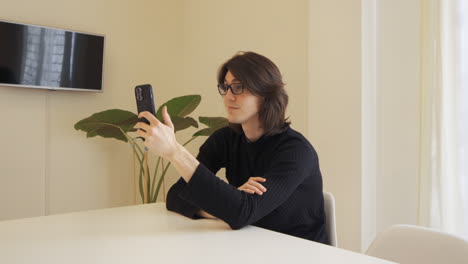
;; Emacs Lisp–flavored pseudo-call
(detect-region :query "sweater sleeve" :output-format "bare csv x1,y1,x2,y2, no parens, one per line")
165,128,226,218
178,140,317,230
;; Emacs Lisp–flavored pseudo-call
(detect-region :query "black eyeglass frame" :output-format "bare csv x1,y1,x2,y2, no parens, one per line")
217,83,244,95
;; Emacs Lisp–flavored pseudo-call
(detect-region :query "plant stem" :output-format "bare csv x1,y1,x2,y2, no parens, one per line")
120,128,145,158
150,157,161,202
144,151,150,203
133,148,137,204
132,140,145,158
151,136,199,202
154,161,171,203
114,124,144,162
137,158,145,203
182,136,198,147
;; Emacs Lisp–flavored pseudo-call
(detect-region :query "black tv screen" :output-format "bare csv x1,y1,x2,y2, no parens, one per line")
0,20,104,92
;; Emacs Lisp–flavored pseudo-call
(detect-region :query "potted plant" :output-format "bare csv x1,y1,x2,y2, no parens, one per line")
74,95,228,203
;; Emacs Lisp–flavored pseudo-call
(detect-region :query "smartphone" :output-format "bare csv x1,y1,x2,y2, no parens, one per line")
135,84,156,125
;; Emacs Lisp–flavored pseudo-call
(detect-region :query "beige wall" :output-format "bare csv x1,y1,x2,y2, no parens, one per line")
0,0,362,252
308,0,362,252
0,0,184,219
1,0,421,254
165,0,311,188
164,0,365,251
0,0,312,218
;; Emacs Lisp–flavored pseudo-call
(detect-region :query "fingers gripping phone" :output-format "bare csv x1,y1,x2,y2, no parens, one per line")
135,84,156,125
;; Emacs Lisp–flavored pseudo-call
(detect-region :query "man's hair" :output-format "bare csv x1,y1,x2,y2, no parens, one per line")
217,51,290,136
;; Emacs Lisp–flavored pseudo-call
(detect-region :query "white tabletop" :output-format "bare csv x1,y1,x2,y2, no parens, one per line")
0,203,394,264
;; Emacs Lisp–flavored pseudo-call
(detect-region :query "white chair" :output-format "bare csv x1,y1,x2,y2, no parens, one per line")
366,224,468,264
323,191,338,247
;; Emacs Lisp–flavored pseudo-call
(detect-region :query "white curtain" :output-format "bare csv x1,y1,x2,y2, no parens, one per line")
419,0,468,239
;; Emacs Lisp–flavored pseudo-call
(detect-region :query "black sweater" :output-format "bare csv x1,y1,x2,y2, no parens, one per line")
166,126,329,244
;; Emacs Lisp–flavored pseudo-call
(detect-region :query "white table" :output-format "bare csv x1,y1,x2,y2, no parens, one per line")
0,203,394,264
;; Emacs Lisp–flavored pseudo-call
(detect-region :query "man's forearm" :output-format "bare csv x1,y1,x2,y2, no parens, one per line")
198,210,217,219
168,145,217,220
168,144,200,183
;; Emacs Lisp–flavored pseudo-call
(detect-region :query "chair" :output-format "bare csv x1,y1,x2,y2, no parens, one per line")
323,191,338,247
366,224,468,264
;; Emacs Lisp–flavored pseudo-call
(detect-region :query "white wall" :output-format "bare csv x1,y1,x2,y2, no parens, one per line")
308,0,421,252
361,0,421,251
361,0,378,251
375,0,421,235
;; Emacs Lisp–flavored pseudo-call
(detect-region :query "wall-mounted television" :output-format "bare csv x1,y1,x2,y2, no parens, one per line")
0,20,104,92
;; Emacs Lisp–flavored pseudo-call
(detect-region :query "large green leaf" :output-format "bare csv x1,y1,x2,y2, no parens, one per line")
172,116,199,132
74,109,138,143
193,116,229,137
156,95,201,120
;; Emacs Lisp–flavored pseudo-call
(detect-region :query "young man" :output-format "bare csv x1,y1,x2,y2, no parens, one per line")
135,51,329,244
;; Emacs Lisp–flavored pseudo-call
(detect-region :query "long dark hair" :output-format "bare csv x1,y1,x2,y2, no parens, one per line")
217,51,290,136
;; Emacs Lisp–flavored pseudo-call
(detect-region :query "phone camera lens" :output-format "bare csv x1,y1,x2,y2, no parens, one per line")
136,87,143,100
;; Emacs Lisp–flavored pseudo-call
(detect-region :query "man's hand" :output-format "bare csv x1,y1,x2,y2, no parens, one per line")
135,106,179,161
135,106,199,183
238,177,267,195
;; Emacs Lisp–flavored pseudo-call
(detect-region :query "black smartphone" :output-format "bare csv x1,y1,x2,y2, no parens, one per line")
135,84,156,125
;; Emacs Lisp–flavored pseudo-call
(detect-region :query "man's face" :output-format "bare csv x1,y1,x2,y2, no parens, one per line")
222,71,262,126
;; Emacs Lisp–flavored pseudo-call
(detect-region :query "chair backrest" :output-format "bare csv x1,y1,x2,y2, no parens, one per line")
366,224,468,264
323,191,338,247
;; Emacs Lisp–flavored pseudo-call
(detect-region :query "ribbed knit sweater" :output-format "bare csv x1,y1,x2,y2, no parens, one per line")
166,125,329,244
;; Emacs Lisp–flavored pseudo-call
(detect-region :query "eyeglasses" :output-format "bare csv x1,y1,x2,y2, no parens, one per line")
217,83,244,95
